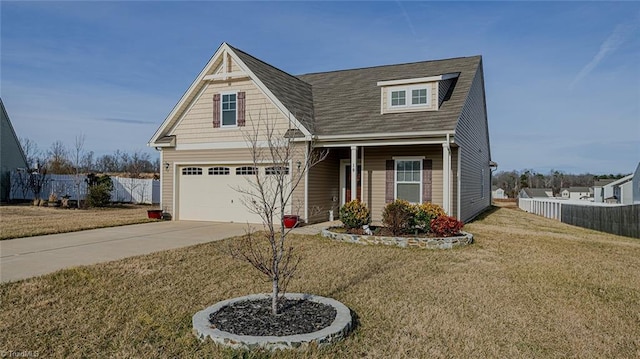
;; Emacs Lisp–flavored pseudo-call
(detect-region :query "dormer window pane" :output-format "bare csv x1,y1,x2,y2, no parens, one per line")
412,89,427,105
391,91,406,106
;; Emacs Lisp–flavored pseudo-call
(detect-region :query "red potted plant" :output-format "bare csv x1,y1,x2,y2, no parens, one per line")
282,215,299,229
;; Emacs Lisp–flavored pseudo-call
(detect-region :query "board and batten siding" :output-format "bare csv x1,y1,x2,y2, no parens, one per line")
454,62,491,222
170,77,293,145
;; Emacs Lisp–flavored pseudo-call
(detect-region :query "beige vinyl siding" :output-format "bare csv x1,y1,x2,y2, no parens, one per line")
306,149,341,223
381,82,438,114
170,78,293,145
454,62,491,222
362,145,443,223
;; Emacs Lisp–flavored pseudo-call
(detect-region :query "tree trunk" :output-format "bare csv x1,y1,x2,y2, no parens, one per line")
272,276,279,315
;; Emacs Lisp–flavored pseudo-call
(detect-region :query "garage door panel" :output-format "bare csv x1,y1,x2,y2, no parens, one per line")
178,165,285,223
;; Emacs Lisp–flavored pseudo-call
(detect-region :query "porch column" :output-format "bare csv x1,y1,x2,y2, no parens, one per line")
351,146,358,202
442,142,451,215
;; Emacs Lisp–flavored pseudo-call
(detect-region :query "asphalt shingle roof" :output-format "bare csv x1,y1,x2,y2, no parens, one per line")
230,44,481,137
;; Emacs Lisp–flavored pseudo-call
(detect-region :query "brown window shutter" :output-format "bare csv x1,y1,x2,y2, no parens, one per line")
385,160,394,203
423,159,432,203
212,94,221,128
237,92,246,127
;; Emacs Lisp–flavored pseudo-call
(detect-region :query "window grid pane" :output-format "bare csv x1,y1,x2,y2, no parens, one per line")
396,160,421,203
221,93,237,126
411,88,427,105
391,91,406,106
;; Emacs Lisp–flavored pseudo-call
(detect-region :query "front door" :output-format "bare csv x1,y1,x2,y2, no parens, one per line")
345,165,362,202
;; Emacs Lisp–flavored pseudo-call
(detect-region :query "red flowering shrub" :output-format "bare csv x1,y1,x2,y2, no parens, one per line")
430,215,464,237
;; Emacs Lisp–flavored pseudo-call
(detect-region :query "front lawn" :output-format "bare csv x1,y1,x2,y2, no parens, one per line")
1,206,639,358
0,204,157,240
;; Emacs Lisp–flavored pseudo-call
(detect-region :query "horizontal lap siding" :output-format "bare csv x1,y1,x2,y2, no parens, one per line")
455,63,491,222
306,149,341,223
364,146,443,223
172,78,292,144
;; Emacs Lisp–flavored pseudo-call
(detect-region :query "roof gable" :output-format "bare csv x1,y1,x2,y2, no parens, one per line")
148,43,312,146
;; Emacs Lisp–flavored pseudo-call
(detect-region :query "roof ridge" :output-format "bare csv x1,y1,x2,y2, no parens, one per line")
226,44,311,86
297,55,482,77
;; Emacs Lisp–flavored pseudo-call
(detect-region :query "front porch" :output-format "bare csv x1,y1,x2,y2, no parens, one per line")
304,143,458,224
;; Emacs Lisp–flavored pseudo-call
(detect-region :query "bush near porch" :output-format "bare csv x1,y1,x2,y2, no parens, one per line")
341,199,463,237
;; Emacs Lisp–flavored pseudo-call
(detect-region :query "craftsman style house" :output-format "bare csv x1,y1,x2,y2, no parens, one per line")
149,43,493,224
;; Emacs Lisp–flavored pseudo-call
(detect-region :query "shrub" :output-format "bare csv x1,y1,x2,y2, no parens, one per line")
430,215,464,237
414,202,446,230
86,174,113,208
339,200,371,229
382,199,415,235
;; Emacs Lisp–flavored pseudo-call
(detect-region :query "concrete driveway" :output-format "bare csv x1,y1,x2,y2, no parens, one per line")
0,221,251,283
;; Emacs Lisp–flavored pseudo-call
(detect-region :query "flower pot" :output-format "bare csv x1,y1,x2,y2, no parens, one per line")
147,209,163,219
283,215,299,228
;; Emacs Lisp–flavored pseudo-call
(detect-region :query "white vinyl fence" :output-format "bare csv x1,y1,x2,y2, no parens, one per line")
9,171,159,204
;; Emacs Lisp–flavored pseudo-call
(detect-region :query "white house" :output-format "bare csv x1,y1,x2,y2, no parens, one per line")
561,187,591,201
492,186,507,199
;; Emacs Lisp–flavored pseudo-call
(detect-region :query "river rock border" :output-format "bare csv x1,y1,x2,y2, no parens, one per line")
193,293,352,351
322,228,473,249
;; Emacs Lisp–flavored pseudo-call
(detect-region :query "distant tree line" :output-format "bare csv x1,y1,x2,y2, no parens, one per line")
19,137,159,176
492,169,630,199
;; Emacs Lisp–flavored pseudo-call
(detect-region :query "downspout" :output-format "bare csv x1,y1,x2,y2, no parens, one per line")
442,134,452,215
304,141,309,223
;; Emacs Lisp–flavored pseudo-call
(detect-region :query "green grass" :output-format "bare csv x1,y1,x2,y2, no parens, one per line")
1,205,639,358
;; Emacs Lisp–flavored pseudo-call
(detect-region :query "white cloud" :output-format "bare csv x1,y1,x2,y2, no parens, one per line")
570,22,637,89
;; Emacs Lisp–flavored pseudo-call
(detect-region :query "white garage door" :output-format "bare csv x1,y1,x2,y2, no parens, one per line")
177,165,288,223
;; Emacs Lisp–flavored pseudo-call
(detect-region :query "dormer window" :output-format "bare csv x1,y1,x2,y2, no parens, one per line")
378,73,458,114
388,85,431,109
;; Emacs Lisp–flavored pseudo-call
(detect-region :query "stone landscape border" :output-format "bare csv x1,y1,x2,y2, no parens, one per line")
322,228,473,249
193,293,352,351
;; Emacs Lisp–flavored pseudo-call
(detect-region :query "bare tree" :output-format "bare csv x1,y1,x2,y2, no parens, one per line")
227,115,327,315
19,137,41,169
72,135,86,208
48,140,72,174
27,158,51,202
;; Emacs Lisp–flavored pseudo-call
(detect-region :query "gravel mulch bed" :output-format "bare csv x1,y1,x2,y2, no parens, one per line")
209,298,337,336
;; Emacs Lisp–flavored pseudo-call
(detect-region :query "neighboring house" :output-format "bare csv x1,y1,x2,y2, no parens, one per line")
602,164,640,205
593,179,615,203
0,98,28,202
561,187,591,201
519,188,552,199
148,43,492,224
492,185,507,199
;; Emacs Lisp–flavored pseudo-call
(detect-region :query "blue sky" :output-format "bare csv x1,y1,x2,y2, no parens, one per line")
2,1,639,174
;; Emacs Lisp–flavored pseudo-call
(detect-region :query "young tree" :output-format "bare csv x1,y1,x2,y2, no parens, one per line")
228,116,327,315
27,158,50,201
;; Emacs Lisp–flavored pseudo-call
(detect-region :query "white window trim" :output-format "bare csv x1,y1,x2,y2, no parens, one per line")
394,158,423,204
387,84,431,109
220,91,238,128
